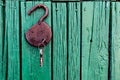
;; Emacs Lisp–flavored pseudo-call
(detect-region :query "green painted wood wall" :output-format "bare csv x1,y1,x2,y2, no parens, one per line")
0,0,120,80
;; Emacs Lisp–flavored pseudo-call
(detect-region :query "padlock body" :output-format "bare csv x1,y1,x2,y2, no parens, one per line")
25,22,52,47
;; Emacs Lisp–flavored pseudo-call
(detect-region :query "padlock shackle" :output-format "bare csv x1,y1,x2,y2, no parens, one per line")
28,4,48,24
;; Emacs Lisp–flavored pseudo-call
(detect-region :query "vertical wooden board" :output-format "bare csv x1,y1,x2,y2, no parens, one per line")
82,2,109,80
0,1,4,80
68,2,80,80
0,1,8,80
0,0,3,79
111,2,120,80
52,3,67,80
5,1,20,80
21,1,51,80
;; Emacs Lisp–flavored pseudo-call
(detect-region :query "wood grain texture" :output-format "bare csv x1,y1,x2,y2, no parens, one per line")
0,1,8,80
0,1,5,80
68,2,80,80
111,2,120,80
5,1,20,80
0,0,3,78
21,1,51,80
52,3,67,80
82,2,110,80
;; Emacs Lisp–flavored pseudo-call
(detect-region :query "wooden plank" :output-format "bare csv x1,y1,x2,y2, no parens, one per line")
0,1,8,80
5,1,20,80
52,3,67,80
111,2,120,80
82,2,110,80
0,0,3,79
21,1,51,80
68,2,80,80
0,1,6,80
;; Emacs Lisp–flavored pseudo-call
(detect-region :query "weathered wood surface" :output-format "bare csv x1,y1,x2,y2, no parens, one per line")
82,2,110,80
0,1,6,80
21,1,51,80
111,2,120,80
6,1,20,80
68,2,80,80
52,3,67,80
1,1,120,80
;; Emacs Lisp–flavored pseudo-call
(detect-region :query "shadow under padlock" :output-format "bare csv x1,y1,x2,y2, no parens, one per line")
25,4,52,67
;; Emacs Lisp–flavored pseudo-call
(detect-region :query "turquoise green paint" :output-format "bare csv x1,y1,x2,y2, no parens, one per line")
52,3,67,80
52,0,80,1
1,1,120,80
0,1,8,80
0,1,4,80
3,0,78,1
21,1,51,80
5,0,50,1
68,2,80,80
82,2,110,80
111,2,120,80
6,1,20,80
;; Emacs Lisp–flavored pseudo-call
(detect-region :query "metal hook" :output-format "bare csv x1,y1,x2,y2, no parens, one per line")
28,4,48,24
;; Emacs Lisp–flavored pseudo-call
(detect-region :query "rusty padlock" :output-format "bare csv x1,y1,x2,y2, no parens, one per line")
25,4,52,47
25,4,52,67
